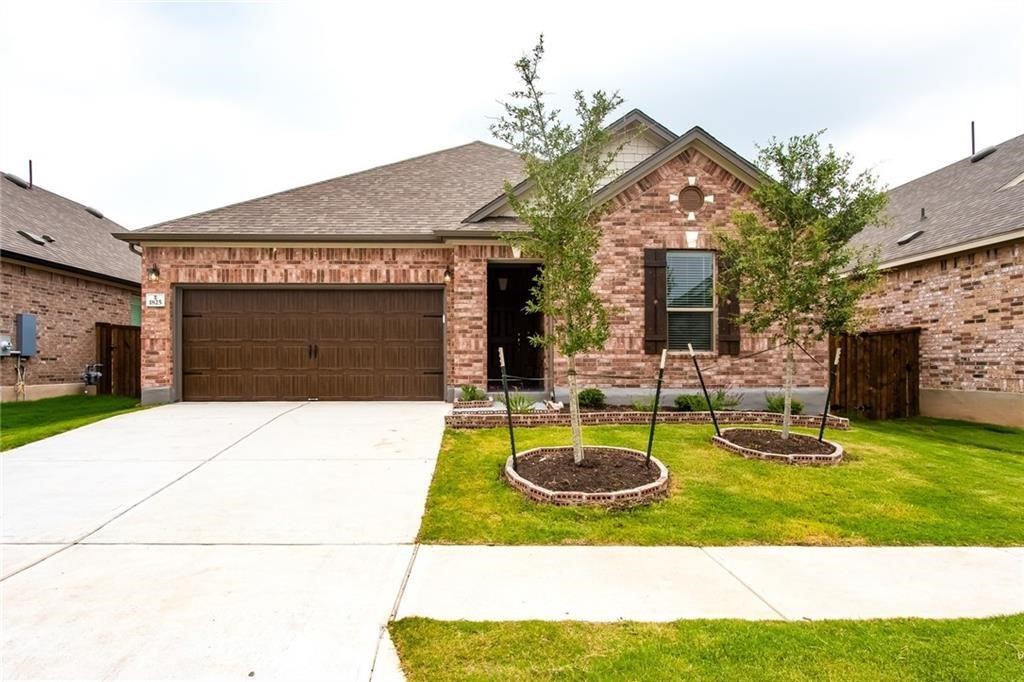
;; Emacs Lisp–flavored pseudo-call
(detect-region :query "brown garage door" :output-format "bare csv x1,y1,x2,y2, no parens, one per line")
180,288,444,401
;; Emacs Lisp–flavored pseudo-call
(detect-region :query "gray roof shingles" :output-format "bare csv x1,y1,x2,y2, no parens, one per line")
134,141,524,239
1,174,140,284
851,133,1024,264
125,126,1023,261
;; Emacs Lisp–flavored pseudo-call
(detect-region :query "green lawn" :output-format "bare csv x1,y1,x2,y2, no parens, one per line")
389,616,1024,681
418,418,1024,546
1,394,144,451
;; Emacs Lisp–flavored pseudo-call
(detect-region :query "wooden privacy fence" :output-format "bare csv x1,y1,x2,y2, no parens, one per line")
95,323,141,398
829,328,920,420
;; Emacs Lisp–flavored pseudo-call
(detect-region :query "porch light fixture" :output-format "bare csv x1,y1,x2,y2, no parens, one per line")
498,277,509,292
443,266,453,285
146,265,160,282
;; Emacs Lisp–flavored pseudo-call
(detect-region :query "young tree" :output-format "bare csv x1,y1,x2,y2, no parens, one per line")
491,36,624,465
717,132,886,438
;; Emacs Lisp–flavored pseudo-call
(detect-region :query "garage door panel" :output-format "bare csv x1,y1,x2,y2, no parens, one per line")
416,346,443,370
380,347,412,371
315,290,350,314
382,318,414,341
278,345,310,370
415,317,439,339
316,317,345,342
348,317,379,342
183,346,215,371
215,345,246,370
212,318,239,341
181,288,443,401
278,316,315,341
251,317,276,341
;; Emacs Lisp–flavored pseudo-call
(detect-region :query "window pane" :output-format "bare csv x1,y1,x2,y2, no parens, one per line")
668,312,713,351
130,297,141,326
667,251,713,308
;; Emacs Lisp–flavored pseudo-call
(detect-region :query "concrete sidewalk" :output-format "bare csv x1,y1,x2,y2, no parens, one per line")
397,545,1024,622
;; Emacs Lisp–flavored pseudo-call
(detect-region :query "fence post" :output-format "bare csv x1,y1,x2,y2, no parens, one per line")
689,343,720,437
499,347,518,470
818,347,841,442
645,348,667,467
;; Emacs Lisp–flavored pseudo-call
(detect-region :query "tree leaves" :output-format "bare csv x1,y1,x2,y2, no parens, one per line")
491,35,623,358
717,131,886,341
716,131,887,436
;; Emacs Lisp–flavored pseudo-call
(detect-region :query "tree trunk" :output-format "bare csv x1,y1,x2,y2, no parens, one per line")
781,340,795,439
567,354,584,465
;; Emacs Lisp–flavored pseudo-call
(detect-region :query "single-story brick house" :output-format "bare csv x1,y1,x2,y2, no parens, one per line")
851,133,1024,427
120,110,832,405
1,170,141,401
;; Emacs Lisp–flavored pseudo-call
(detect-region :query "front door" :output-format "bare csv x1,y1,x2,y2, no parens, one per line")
487,264,544,390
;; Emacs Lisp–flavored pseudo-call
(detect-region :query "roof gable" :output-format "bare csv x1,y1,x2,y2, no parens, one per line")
0,173,139,284
464,120,762,224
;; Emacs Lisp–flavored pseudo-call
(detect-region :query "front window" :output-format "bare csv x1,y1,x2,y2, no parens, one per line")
130,296,141,326
666,250,714,351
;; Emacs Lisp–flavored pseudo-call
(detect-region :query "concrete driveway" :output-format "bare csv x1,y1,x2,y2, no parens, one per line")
1,401,447,681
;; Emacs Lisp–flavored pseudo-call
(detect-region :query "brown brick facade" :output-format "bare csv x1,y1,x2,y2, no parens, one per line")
567,148,827,391
859,241,1024,394
1,259,138,391
140,147,831,401
140,245,456,394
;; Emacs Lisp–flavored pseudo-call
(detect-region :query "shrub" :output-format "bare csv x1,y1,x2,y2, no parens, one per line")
675,389,742,412
765,392,804,415
631,396,657,412
504,392,535,414
674,394,705,412
459,385,487,401
577,388,606,409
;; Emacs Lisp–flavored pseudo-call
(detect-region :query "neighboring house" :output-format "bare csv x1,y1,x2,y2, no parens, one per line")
118,110,830,405
1,171,141,401
851,134,1024,427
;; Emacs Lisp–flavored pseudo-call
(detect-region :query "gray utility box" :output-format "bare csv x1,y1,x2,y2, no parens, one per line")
15,313,36,357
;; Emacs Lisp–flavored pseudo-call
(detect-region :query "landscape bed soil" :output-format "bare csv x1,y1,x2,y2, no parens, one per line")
515,448,661,492
722,428,836,455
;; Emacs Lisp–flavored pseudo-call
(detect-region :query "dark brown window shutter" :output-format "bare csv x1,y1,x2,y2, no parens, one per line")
717,253,741,355
643,249,667,354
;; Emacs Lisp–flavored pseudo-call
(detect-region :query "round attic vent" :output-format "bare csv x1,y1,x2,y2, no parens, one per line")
678,186,704,212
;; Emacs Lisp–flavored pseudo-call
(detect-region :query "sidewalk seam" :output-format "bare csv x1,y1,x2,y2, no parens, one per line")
0,402,309,583
700,547,789,620
369,543,420,681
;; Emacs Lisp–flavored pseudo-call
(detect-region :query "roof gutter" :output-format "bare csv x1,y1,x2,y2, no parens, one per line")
875,228,1024,271
1,250,140,288
113,232,443,244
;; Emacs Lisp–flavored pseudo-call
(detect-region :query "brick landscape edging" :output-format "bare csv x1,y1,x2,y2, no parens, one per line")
448,410,849,430
711,427,844,466
452,397,494,409
504,446,669,506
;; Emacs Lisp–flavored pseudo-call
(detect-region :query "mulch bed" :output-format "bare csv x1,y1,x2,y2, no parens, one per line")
514,447,661,493
721,428,836,455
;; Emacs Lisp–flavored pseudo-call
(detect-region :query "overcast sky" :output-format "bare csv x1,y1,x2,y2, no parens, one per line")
2,0,1022,230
